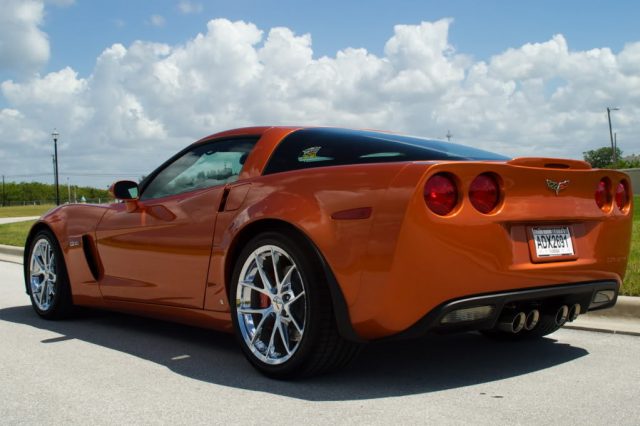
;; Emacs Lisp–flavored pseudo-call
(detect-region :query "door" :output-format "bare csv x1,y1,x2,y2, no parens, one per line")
95,138,257,308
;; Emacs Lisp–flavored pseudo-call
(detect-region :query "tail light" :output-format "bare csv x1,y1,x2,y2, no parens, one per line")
595,178,612,210
469,173,501,214
615,180,630,211
424,173,458,215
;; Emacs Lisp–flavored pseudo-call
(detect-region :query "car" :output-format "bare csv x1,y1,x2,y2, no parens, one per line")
24,126,633,378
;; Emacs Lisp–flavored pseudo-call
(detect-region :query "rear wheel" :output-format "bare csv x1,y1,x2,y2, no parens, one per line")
230,231,362,379
26,230,73,319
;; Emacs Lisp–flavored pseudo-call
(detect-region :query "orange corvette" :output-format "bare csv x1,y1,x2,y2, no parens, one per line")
24,126,632,378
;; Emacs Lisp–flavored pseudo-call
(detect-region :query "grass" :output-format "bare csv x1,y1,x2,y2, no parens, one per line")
1,200,639,296
620,196,640,296
0,204,55,218
0,220,36,247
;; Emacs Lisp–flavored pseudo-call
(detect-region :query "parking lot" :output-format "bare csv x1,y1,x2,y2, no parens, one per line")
1,260,639,425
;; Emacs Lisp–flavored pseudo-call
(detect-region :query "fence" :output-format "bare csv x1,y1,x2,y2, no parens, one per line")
619,169,640,194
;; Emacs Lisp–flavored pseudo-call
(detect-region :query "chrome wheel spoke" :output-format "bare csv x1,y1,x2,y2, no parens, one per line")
280,265,295,292
287,315,304,335
288,290,305,306
236,243,307,365
29,238,58,311
238,306,270,316
266,318,279,358
278,320,291,355
250,312,271,345
254,254,274,291
240,281,270,296
270,248,281,291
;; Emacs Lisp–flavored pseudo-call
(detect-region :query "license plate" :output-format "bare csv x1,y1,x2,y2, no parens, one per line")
531,227,574,257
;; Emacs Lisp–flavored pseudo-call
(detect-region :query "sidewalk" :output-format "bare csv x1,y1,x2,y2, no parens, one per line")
0,216,40,225
1,243,638,335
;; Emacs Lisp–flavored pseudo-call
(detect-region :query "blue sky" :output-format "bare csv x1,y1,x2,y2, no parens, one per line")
39,0,640,79
1,0,639,188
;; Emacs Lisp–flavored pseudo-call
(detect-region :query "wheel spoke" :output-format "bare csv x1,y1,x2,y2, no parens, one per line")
238,306,270,316
288,315,304,334
270,248,281,291
266,317,279,357
280,265,295,292
288,290,305,306
236,243,307,366
254,254,274,290
250,312,271,345
240,281,271,296
278,320,291,355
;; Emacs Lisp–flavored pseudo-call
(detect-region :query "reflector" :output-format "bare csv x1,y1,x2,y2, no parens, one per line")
440,305,494,324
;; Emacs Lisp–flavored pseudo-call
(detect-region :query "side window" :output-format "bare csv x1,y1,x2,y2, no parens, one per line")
140,138,257,200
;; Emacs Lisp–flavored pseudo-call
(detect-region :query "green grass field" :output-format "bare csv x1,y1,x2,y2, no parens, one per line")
0,220,36,247
0,204,55,218
1,201,639,296
621,196,640,296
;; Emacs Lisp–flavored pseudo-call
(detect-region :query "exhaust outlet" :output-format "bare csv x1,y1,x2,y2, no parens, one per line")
497,311,526,333
568,303,581,322
524,309,540,331
555,305,569,326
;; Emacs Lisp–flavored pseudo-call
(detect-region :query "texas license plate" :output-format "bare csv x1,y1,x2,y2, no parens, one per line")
531,227,574,257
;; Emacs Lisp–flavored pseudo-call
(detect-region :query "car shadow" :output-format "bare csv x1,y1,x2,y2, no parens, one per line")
0,305,588,401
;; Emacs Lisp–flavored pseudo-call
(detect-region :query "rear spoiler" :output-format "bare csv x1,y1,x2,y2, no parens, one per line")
507,157,591,170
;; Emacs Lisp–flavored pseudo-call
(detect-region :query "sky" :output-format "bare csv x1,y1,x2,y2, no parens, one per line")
1,0,639,188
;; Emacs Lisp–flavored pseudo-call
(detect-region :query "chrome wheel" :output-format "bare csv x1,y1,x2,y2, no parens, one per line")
235,244,307,365
29,238,57,311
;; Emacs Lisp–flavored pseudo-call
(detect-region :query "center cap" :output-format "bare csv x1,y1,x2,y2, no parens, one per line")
273,296,284,313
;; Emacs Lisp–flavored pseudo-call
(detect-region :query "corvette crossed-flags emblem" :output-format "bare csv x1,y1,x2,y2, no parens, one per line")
546,179,570,195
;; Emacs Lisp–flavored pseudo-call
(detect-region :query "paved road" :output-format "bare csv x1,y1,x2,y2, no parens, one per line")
1,261,639,425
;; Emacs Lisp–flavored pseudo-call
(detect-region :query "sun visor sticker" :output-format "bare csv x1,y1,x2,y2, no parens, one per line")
299,146,322,162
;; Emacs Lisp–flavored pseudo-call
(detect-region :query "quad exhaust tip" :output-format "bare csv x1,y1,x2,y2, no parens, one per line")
524,309,540,331
497,311,526,333
568,303,581,322
555,305,569,326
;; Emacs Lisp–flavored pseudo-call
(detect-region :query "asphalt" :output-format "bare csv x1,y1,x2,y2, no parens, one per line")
2,243,639,336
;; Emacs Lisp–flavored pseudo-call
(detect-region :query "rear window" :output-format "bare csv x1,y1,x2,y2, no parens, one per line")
263,128,509,175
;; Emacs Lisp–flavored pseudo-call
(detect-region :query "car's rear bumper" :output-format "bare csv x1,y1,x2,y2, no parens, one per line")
384,280,619,340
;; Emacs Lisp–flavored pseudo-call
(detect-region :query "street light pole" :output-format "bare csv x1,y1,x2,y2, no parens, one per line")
52,129,60,206
607,107,619,164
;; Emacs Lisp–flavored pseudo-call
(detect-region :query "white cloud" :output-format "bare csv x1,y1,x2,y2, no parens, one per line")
1,18,639,187
0,0,50,75
177,0,203,14
149,14,166,28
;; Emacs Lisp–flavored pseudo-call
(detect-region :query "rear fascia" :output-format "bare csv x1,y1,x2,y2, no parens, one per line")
348,162,632,339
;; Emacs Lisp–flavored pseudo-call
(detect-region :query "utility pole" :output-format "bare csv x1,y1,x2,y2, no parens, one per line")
52,129,60,205
67,177,71,204
1,175,5,207
607,107,619,164
446,130,453,142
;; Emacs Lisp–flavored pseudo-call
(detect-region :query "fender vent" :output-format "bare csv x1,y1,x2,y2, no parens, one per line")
82,235,102,281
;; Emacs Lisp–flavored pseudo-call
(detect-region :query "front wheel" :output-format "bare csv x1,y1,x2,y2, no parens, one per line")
230,232,362,379
26,230,73,319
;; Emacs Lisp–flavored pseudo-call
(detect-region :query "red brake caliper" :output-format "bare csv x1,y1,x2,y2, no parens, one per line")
259,293,270,308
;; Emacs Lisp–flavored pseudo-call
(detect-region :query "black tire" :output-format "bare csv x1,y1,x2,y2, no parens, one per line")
230,231,362,379
25,230,73,319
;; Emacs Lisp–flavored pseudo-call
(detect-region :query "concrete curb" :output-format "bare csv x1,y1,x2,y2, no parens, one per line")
0,244,23,257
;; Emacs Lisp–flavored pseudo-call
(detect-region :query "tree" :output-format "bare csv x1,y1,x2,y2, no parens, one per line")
583,147,622,168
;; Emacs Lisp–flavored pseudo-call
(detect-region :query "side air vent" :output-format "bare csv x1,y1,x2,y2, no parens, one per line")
82,235,102,281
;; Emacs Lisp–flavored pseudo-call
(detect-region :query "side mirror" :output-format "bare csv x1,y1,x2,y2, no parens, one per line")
109,180,139,200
